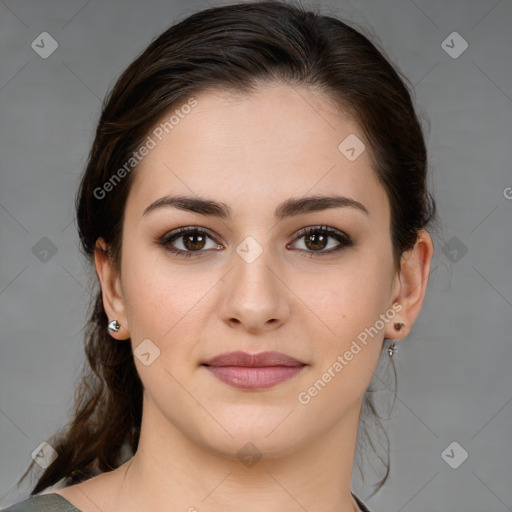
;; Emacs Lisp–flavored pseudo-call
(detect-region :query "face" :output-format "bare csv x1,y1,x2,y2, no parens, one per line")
102,83,404,459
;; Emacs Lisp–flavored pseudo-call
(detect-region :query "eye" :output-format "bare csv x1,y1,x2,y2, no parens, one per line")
159,227,223,257
288,225,354,256
158,225,353,258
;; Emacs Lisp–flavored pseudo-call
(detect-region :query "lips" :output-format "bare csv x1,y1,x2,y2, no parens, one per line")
203,351,305,368
202,351,306,390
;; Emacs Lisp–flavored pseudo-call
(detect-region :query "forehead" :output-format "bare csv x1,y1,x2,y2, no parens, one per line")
126,83,389,222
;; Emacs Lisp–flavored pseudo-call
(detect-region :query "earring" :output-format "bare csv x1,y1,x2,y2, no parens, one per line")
387,342,398,357
388,322,405,357
108,319,120,333
394,322,405,332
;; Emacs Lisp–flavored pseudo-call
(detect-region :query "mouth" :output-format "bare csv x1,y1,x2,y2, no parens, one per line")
201,351,307,390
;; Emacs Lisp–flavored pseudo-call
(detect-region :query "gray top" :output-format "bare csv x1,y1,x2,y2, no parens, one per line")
1,494,80,511
2,492,372,511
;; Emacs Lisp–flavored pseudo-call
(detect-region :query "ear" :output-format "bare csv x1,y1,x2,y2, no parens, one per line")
385,229,434,340
94,238,130,340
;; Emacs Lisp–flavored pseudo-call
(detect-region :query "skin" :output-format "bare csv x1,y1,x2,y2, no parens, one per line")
55,83,433,512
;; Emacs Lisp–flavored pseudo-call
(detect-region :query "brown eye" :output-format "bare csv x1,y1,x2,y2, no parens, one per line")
160,227,223,257
182,231,207,251
304,231,328,251
289,226,354,256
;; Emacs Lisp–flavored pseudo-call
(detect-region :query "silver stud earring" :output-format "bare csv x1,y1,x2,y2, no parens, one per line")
387,342,398,357
108,320,120,333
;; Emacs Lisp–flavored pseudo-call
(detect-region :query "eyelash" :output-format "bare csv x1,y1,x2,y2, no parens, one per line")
158,225,354,258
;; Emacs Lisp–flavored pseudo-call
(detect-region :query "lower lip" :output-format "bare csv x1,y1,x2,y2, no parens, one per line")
204,365,305,389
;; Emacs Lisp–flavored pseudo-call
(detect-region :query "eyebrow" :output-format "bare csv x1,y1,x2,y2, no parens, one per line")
142,194,369,220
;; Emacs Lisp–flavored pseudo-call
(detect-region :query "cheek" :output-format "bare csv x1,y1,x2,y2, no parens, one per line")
121,246,216,352
121,244,179,336
297,274,388,412
302,252,393,366
312,255,391,321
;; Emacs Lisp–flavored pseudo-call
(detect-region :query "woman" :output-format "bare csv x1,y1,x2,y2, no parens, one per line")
8,1,436,511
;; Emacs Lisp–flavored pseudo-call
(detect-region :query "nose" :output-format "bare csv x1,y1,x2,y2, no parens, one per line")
218,246,290,334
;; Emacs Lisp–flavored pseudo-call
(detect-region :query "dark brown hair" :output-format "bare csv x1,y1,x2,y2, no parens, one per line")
19,0,436,497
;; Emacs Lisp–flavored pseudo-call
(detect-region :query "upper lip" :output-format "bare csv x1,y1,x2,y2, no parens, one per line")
202,351,305,367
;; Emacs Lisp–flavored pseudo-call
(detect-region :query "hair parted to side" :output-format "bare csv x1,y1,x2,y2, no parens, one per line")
19,0,437,497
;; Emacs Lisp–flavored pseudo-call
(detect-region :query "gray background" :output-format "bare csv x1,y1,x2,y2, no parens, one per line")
1,0,511,510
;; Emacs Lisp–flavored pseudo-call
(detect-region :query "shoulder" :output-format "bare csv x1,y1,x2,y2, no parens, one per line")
0,494,81,512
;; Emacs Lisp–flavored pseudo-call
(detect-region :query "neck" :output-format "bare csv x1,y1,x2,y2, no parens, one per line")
110,395,363,512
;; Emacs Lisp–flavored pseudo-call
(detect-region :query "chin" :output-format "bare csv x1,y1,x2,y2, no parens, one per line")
190,408,308,461
203,432,304,465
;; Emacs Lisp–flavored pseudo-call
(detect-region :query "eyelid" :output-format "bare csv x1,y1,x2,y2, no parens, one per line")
161,225,222,243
